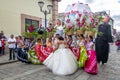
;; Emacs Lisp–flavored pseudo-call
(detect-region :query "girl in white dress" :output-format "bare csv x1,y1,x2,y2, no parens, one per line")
43,36,78,75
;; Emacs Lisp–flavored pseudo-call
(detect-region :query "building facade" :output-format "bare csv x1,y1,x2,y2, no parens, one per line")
0,0,61,37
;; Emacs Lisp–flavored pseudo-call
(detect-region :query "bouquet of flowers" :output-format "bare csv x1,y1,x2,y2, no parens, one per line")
22,24,38,39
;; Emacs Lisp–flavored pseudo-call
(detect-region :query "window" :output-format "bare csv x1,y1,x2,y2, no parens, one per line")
25,19,39,32
21,14,42,33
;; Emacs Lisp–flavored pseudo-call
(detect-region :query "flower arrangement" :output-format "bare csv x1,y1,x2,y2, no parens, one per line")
85,14,104,36
64,21,75,35
22,21,57,40
65,13,104,36
22,24,38,39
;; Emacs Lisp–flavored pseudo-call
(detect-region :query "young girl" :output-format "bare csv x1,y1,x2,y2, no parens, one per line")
68,35,80,61
35,38,53,63
76,34,88,68
28,38,42,64
84,36,98,74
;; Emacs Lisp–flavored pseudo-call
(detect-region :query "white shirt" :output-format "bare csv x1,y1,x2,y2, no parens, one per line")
8,38,16,48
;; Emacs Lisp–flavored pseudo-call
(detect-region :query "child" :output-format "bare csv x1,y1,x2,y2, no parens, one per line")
84,36,98,74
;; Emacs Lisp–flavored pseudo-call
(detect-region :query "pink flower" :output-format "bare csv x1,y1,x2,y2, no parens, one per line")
78,22,82,27
91,18,94,24
76,18,80,22
81,18,86,25
28,25,34,33
47,27,53,32
78,14,82,18
66,19,70,23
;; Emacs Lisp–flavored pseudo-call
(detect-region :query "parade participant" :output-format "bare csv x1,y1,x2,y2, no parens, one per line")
35,38,53,63
76,34,88,68
28,38,42,64
84,36,98,74
24,38,32,51
16,36,30,63
67,35,80,60
95,16,113,64
46,38,53,48
54,19,64,37
8,34,16,60
43,36,78,75
67,35,74,47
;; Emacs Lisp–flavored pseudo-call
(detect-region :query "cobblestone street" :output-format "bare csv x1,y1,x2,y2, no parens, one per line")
0,45,120,80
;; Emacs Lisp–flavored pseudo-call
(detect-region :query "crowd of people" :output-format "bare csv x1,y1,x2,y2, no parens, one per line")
0,16,114,76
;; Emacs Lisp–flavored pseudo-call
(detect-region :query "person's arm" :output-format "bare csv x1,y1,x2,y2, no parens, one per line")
7,39,11,44
53,42,59,52
19,41,25,48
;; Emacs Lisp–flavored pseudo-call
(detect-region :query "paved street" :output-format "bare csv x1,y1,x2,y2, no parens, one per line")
0,44,120,80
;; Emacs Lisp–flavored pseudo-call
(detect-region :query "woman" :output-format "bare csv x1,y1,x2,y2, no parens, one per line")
17,36,30,63
43,36,78,75
28,38,42,64
76,34,88,68
67,35,80,60
84,36,98,74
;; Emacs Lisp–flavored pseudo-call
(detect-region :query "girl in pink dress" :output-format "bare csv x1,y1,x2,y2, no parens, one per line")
84,36,98,74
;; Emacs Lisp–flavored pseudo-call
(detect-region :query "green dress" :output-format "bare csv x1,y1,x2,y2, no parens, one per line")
78,46,88,68
28,50,42,64
77,40,88,68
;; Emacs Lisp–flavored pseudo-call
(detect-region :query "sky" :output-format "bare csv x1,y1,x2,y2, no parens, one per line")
58,0,120,31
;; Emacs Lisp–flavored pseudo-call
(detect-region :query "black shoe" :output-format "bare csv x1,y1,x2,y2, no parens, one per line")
102,62,105,65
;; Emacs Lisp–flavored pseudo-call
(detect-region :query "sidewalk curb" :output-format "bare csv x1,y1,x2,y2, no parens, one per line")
0,60,18,65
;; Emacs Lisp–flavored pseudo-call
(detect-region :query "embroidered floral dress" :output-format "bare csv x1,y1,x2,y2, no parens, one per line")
77,40,88,68
84,41,98,74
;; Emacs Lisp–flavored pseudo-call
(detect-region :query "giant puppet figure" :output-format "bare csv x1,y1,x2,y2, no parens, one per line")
95,16,113,64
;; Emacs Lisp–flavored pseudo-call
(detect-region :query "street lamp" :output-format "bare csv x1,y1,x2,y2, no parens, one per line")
38,0,53,28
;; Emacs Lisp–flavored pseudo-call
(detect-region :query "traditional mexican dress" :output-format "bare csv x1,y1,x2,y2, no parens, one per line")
43,43,78,75
27,50,42,64
84,42,98,74
77,40,88,68
35,43,53,62
17,48,30,63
